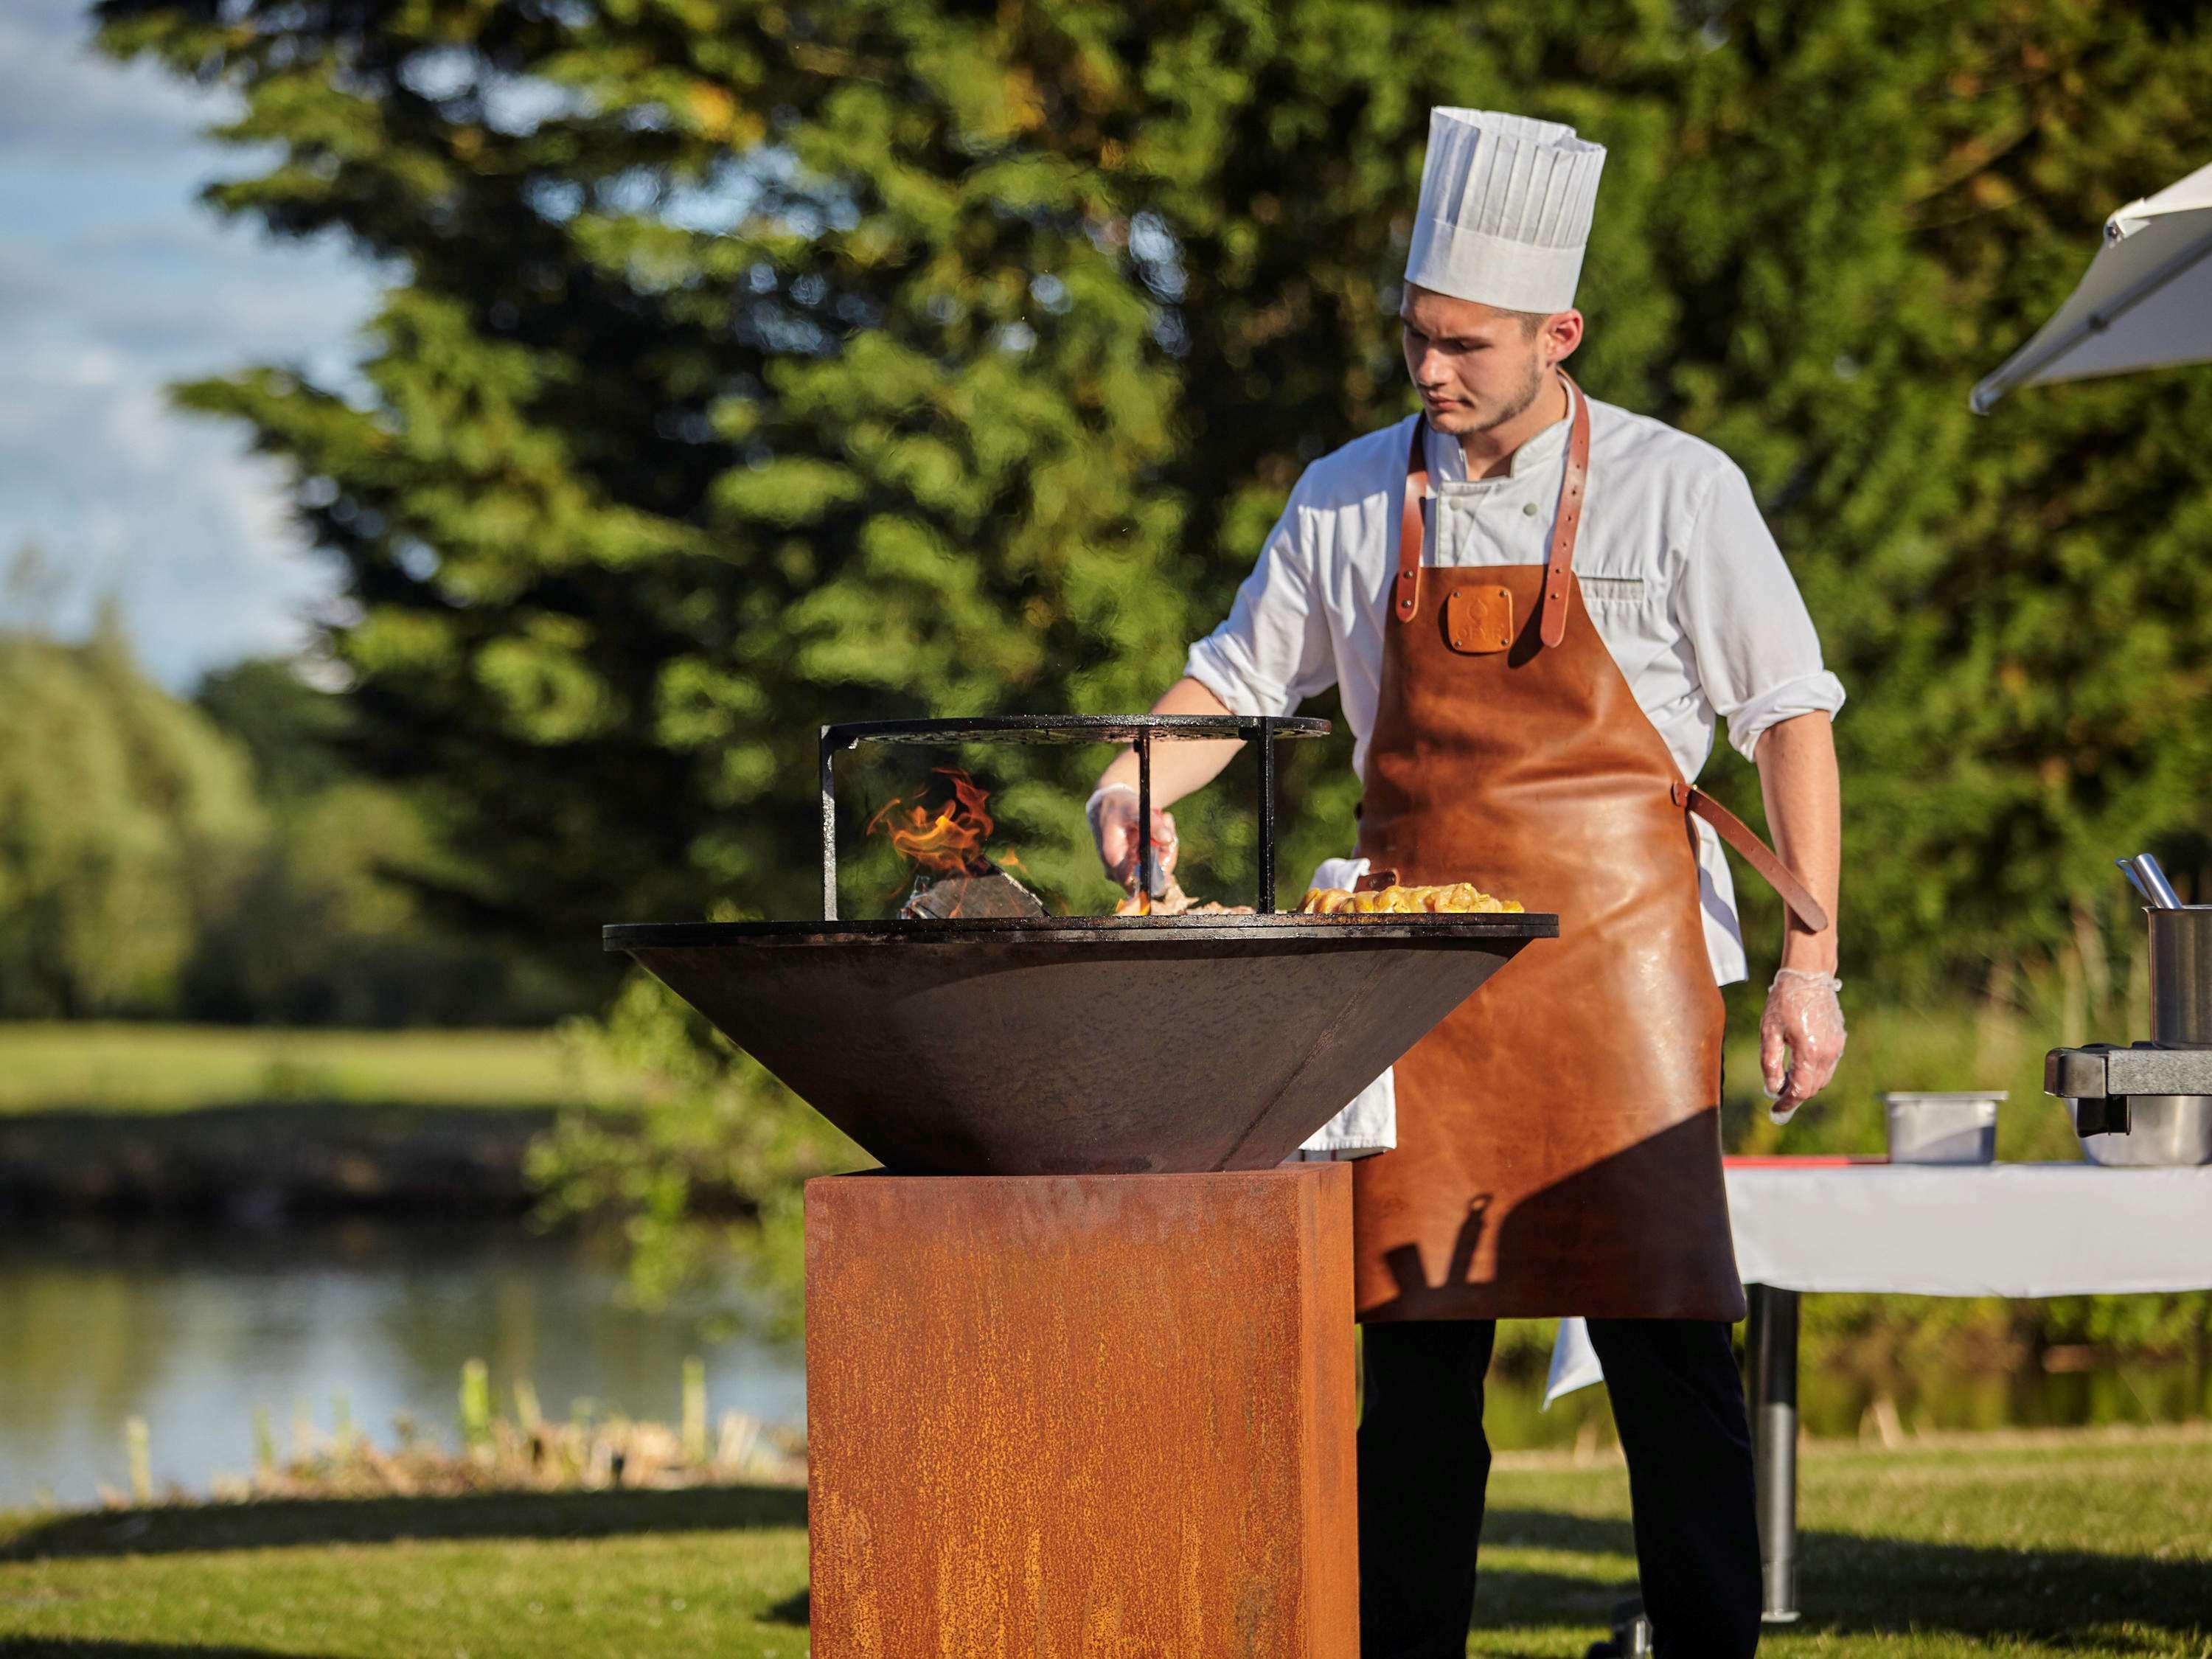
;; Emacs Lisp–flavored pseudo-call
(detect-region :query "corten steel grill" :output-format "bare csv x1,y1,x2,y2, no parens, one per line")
605,715,1558,1657
605,714,1558,1176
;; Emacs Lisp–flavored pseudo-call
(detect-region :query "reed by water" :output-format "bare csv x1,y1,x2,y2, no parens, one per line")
63,1359,804,1511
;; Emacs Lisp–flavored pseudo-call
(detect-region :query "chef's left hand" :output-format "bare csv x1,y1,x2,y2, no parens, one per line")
1086,784,1178,895
1760,967,1846,1125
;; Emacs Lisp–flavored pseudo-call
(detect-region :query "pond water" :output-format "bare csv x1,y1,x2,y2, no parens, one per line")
1,1220,2202,1509
0,1219,807,1510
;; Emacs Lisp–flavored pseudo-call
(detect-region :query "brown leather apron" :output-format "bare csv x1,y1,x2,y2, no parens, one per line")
1350,378,1826,1324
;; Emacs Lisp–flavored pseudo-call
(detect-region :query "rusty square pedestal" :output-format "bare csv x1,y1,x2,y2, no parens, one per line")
805,1162,1358,1658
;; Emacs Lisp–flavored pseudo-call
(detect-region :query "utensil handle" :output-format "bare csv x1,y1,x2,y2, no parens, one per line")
2129,853,2184,909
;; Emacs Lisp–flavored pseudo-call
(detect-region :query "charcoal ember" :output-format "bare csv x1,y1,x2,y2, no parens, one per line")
900,863,1046,920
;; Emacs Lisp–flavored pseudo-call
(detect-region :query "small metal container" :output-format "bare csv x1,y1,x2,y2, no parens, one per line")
2073,1094,2212,1166
1881,1091,2004,1165
2149,906,2212,1046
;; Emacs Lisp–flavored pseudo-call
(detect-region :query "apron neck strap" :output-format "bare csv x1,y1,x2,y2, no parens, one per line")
1391,421,1429,625
1540,372,1590,649
1394,369,1592,650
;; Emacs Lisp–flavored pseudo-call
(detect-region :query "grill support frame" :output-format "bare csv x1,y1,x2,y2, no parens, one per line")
815,714,1329,920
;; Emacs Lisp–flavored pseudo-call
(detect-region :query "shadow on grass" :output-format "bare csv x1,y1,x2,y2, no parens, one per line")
1477,1508,2212,1642
7,1497,2202,1649
0,1485,805,1562
0,1644,331,1657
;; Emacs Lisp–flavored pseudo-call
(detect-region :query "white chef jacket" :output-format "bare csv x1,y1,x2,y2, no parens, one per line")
1188,396,1844,985
1191,397,1843,1158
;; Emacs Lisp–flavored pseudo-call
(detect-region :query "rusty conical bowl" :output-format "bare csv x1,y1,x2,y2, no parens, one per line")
605,914,1554,1176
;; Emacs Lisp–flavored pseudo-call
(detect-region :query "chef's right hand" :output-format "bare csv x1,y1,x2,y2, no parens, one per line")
1761,967,1846,1125
1088,784,1178,896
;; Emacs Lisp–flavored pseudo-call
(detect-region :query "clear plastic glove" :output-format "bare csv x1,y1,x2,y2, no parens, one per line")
1086,784,1178,897
1760,967,1846,1125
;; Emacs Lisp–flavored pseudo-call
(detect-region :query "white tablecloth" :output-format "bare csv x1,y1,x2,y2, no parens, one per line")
1545,1162,2212,1404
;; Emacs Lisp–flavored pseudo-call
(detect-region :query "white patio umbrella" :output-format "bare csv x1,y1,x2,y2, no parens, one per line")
1972,159,2212,412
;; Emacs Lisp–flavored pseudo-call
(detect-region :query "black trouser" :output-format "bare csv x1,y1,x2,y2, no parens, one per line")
1357,1315,1761,1658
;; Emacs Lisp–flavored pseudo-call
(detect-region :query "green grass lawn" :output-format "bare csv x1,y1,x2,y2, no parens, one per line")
0,1431,2204,1657
0,1024,649,1115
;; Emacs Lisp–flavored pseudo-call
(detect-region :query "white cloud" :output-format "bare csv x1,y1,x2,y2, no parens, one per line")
0,0,380,690
0,341,340,684
103,386,178,470
0,4,229,161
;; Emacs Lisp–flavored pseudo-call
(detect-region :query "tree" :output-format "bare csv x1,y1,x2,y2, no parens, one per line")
190,657,597,1026
194,658,357,803
0,610,263,1016
0,611,596,1026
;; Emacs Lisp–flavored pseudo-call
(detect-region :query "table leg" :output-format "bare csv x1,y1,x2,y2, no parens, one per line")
1746,1282,1801,1624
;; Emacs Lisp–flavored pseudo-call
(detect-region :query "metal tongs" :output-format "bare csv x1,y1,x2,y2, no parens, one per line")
2117,852,2183,909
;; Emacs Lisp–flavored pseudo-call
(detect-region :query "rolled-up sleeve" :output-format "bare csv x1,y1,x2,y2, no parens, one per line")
1183,500,1338,717
1676,461,1846,761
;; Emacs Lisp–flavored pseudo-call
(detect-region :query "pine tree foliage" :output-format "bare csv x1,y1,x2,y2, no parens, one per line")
94,0,2212,1295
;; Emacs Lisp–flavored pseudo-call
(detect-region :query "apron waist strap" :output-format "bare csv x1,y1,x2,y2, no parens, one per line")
1672,780,1830,934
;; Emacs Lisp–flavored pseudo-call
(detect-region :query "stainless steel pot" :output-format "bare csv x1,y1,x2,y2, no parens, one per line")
2073,1094,2212,1166
2149,906,2212,1046
2043,902,2212,1166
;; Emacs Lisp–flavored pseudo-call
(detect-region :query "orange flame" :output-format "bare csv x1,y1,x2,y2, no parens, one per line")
866,767,996,874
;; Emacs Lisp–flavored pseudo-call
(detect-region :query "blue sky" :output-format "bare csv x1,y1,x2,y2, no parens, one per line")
0,0,380,689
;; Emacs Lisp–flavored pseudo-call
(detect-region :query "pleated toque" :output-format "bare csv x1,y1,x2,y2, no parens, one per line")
1405,108,1607,314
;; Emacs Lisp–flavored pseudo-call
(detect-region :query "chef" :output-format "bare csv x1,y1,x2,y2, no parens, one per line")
1088,109,1846,1656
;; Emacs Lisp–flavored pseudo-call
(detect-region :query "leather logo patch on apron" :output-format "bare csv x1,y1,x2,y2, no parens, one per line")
1444,585,1514,655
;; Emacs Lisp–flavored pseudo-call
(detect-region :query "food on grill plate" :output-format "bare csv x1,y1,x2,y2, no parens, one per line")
1298,882,1523,915
1114,879,1252,917
1110,877,1517,917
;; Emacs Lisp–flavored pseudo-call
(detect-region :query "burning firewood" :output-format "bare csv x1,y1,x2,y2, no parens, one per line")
902,863,1046,920
870,767,1048,919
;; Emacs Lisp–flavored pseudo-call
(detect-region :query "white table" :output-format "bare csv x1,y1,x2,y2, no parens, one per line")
1545,1160,2212,1621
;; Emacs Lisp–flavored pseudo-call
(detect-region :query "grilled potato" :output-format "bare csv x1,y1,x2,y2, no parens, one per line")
1297,881,1523,916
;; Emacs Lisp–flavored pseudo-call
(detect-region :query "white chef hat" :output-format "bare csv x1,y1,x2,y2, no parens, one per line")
1405,108,1606,314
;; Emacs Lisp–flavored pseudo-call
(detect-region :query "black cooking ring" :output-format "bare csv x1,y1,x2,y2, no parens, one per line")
821,714,1333,747
605,914,1560,950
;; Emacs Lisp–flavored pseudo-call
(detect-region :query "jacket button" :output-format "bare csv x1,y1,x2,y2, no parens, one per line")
1523,501,1538,515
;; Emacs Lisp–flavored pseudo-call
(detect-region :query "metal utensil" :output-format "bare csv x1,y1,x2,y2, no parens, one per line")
2123,852,2184,909
2117,858,2154,904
